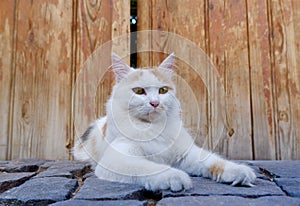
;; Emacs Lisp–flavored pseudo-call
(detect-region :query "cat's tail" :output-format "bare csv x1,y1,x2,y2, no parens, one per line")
73,117,108,167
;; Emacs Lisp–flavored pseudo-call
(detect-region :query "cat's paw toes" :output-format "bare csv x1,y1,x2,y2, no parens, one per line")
145,169,192,192
168,170,192,192
221,162,256,187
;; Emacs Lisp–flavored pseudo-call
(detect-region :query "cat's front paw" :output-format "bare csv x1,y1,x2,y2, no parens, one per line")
211,161,256,187
145,168,192,192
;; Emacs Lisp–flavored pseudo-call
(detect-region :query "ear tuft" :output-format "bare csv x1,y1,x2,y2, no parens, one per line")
111,53,133,83
159,53,175,70
158,53,175,78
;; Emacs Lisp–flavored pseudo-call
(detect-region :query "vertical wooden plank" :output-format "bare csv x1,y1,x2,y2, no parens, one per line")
209,0,253,159
151,0,209,149
137,0,209,148
109,0,131,114
247,0,276,159
149,0,207,63
270,0,300,159
137,0,153,67
10,0,73,159
96,0,130,118
111,0,130,58
76,0,111,62
0,0,14,159
74,0,130,139
291,0,300,159
75,0,112,133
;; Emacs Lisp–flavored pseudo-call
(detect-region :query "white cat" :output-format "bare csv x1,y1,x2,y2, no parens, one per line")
73,53,256,192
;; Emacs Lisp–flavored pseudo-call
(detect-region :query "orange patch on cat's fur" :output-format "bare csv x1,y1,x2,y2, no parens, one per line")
150,69,174,87
210,162,225,177
127,71,143,83
77,143,83,152
102,121,107,138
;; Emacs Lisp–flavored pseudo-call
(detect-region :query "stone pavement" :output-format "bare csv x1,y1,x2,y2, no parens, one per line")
0,159,299,206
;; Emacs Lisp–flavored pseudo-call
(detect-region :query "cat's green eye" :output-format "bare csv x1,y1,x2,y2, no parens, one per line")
159,86,168,94
132,87,146,95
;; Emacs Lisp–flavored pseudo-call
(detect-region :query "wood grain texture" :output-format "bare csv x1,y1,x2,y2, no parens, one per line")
247,0,276,159
74,0,112,138
73,0,130,140
112,0,130,56
137,0,210,149
10,0,73,159
0,0,15,160
0,0,299,160
137,0,153,67
269,0,300,159
291,0,300,159
208,0,253,159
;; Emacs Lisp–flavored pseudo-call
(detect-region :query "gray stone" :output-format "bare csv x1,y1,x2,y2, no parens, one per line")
51,199,147,206
34,160,90,178
248,160,300,178
157,196,300,206
162,177,285,198
0,160,299,206
0,177,78,205
0,172,35,193
0,161,9,164
0,159,51,173
275,178,300,198
74,176,145,200
40,160,85,169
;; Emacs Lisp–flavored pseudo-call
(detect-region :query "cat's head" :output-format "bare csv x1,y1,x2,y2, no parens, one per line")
109,53,180,122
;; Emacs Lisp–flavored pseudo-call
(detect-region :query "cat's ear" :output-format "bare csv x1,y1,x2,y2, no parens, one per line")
158,53,175,77
111,53,133,83
158,53,175,70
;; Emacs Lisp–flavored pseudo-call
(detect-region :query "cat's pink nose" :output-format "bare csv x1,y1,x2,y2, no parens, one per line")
150,102,159,108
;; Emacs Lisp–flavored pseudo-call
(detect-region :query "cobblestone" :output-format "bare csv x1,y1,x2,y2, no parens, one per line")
0,160,299,206
0,172,35,193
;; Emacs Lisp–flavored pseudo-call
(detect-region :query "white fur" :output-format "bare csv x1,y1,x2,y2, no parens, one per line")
73,54,256,191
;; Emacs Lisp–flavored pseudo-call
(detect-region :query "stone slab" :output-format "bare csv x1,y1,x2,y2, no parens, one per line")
34,160,89,179
0,159,51,173
0,172,35,193
248,160,300,178
0,177,78,205
162,177,285,198
0,160,299,206
51,199,147,206
275,178,300,198
157,196,300,206
74,176,145,201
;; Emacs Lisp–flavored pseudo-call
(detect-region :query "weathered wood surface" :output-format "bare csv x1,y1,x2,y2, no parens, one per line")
137,0,210,150
137,0,300,160
0,0,15,159
7,1,73,160
73,0,130,142
74,0,113,144
0,0,130,160
0,0,299,160
269,0,300,160
247,0,276,160
208,0,253,159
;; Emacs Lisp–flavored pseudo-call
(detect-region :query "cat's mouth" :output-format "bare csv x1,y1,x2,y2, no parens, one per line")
128,105,165,122
148,106,165,115
135,109,162,123
149,109,159,115
148,108,166,121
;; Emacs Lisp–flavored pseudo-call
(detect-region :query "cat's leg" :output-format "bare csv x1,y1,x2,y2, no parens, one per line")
175,144,256,186
94,139,192,192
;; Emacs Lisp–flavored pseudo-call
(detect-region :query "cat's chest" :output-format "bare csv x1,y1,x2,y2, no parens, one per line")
138,134,182,164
